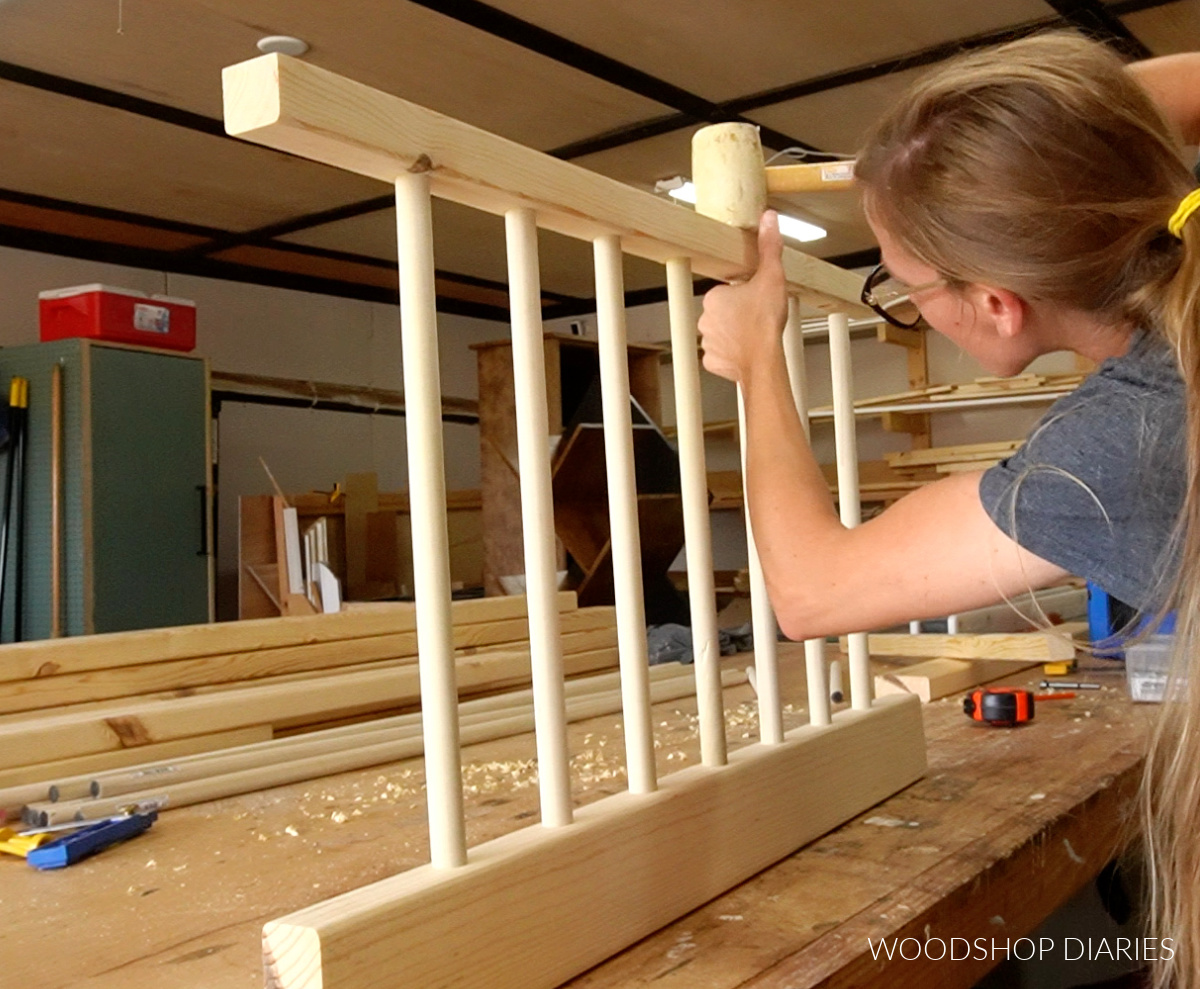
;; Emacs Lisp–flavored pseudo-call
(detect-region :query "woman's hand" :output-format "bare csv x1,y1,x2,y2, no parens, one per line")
698,210,790,383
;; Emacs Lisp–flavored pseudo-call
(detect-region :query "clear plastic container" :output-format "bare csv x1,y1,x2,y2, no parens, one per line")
1125,635,1176,702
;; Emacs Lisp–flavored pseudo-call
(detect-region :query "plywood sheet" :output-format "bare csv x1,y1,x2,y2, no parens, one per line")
0,1,670,148
0,80,383,232
485,0,1054,102
745,67,931,161
1123,3,1200,56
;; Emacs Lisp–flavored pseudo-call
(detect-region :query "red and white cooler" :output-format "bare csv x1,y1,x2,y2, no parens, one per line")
38,284,197,352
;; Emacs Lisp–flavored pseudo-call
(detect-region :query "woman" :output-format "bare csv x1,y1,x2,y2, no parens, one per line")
697,34,1200,989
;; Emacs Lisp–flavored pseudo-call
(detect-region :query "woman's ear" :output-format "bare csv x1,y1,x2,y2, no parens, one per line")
970,284,1027,340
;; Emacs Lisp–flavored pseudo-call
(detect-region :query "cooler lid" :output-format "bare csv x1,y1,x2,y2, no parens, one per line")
38,284,195,307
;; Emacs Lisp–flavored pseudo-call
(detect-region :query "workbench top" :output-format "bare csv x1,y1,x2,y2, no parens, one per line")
3,647,1149,989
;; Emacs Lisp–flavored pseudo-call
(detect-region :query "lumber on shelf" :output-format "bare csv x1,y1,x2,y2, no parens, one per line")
807,372,1084,418
707,461,930,512
886,439,1023,477
842,631,1076,662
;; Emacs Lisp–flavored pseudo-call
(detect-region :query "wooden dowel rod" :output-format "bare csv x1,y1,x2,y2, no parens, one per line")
94,695,564,802
593,233,656,795
2,778,89,816
505,207,573,827
737,388,782,744
0,660,687,817
50,363,62,639
29,670,748,826
781,299,830,728
665,256,726,768
28,723,511,828
92,722,432,799
828,312,871,711
395,171,466,867
96,670,738,802
2,665,690,813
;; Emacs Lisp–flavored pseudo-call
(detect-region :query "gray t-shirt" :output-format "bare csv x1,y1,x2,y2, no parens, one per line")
978,330,1185,611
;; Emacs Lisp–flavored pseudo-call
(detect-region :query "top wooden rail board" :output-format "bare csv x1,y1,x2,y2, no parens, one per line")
3,653,1148,989
221,54,870,318
0,592,576,684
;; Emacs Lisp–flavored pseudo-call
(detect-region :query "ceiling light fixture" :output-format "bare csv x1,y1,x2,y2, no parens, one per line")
654,178,827,243
257,35,310,57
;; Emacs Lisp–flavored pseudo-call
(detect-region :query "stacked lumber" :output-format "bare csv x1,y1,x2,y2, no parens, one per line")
886,439,1023,477
865,627,1084,702
0,593,622,789
7,662,745,826
709,460,934,511
810,371,1086,416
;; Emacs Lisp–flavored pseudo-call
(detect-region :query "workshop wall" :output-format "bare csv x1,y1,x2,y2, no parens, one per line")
0,244,1081,619
0,244,497,620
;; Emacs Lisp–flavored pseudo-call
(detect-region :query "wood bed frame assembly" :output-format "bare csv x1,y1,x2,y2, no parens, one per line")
221,54,926,989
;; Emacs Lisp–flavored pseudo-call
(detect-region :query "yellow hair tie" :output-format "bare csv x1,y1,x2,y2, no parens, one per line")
1168,188,1200,238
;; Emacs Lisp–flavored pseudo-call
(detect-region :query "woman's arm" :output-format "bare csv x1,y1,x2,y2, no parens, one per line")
698,213,1069,639
1128,52,1200,146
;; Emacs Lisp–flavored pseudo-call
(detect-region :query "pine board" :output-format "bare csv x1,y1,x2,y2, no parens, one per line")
262,696,925,989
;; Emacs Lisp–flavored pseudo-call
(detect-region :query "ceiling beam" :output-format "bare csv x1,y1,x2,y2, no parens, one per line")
403,0,819,152
0,58,226,136
0,186,226,238
178,194,396,257
0,212,591,321
407,0,714,119
1040,0,1153,59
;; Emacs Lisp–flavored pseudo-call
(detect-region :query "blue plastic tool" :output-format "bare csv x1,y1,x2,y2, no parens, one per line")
25,811,157,870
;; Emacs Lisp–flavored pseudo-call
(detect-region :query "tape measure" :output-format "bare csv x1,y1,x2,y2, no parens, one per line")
962,687,1075,726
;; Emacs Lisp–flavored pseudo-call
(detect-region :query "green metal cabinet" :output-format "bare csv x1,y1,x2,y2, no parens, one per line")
0,340,212,639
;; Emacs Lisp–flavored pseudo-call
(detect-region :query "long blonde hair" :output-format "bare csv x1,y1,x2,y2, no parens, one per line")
856,33,1200,988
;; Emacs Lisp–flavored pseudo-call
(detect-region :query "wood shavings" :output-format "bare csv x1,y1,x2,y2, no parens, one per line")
462,759,539,796
666,932,698,960
863,816,919,829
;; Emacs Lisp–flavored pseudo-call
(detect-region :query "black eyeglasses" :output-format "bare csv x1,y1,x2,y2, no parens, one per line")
860,264,943,329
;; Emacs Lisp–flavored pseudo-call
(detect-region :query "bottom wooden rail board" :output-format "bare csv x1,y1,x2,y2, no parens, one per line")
263,694,925,989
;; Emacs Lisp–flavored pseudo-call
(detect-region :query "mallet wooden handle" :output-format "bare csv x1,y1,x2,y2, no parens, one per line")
765,161,856,194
